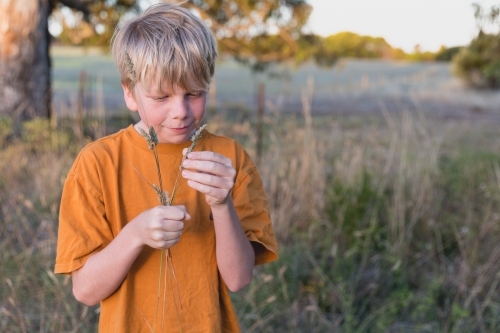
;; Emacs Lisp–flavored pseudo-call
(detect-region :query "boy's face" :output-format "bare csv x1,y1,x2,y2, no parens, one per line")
123,82,207,144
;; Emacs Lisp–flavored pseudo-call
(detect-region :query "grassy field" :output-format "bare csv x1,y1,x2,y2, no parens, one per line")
50,46,500,120
2,48,500,332
2,109,500,332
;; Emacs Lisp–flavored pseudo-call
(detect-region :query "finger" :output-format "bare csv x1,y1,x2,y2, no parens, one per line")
152,230,182,242
172,205,191,220
157,205,191,221
163,230,183,240
186,179,229,199
157,220,184,234
182,159,236,179
152,236,181,250
182,169,234,190
185,151,232,167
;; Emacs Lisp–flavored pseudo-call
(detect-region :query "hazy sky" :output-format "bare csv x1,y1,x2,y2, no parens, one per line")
305,0,499,52
51,0,500,53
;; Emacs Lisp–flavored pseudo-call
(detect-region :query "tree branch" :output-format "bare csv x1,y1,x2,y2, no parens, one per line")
57,0,91,22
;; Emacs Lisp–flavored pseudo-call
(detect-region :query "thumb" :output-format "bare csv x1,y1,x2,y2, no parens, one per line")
173,205,191,221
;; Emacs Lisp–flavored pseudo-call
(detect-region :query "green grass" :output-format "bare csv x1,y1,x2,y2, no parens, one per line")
50,45,462,118
2,99,500,332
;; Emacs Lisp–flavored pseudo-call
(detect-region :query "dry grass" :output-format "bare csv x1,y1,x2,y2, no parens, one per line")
135,123,207,333
0,120,97,332
214,101,500,332
2,94,500,332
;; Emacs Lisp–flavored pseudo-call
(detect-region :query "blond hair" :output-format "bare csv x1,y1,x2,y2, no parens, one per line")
111,2,218,93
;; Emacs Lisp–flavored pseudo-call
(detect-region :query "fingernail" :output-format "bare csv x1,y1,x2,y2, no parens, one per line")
182,170,188,177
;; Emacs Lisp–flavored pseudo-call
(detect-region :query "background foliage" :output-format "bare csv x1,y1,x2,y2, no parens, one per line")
51,0,462,70
2,101,500,332
452,3,500,88
3,1,500,332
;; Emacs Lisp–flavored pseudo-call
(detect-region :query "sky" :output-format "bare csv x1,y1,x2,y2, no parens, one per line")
50,0,500,53
304,0,499,53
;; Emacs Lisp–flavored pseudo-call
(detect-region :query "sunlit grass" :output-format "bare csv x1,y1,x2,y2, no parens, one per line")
1,98,500,332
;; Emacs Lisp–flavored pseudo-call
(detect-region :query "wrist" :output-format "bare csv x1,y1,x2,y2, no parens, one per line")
210,197,239,226
209,196,233,211
122,220,145,251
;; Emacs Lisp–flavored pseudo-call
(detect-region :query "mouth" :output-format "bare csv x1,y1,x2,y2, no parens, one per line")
168,124,192,133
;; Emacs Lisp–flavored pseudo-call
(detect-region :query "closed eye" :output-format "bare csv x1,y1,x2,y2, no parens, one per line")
152,95,169,101
187,91,206,99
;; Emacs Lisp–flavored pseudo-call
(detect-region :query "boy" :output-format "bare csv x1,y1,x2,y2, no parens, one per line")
54,3,278,332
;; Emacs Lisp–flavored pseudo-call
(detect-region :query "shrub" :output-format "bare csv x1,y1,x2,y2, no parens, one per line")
453,32,500,88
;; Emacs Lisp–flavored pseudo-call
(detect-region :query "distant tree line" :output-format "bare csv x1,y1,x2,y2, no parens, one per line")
52,0,500,90
54,4,462,68
1,0,313,122
452,3,500,88
1,0,493,124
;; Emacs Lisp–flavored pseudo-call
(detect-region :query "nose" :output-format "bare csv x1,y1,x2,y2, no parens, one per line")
170,97,189,119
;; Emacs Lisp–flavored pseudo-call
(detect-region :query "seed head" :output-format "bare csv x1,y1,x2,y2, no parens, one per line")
153,184,170,206
186,124,207,155
149,126,159,145
125,53,137,83
137,127,155,150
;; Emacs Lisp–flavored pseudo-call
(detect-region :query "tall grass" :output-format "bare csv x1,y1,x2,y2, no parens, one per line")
222,103,500,332
1,96,500,332
0,119,98,332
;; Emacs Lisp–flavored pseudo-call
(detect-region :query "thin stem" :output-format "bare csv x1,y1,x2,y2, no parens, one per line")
123,156,155,189
132,83,206,332
153,249,165,333
169,168,182,206
153,146,165,203
136,307,153,333
162,249,168,333
169,250,183,310
169,124,207,205
167,252,183,333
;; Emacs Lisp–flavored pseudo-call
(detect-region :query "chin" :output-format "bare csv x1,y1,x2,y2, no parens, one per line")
160,135,191,144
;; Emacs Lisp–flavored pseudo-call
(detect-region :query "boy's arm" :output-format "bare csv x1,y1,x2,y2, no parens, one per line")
182,151,255,292
72,205,189,306
210,197,255,292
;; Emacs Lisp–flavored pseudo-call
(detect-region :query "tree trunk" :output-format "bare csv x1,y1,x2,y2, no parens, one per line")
0,0,52,123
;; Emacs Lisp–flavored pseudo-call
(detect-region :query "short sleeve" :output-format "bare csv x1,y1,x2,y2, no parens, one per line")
232,166,278,266
54,153,114,274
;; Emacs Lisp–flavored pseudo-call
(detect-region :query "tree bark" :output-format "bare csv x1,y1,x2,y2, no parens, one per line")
0,0,52,123
0,0,90,125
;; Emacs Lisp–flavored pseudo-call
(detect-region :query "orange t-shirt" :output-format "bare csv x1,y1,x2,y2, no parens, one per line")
54,125,278,332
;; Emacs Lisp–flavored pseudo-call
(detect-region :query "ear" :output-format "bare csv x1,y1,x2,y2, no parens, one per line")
122,84,138,112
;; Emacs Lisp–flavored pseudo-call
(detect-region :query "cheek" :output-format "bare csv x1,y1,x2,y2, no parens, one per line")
191,98,207,119
142,102,166,124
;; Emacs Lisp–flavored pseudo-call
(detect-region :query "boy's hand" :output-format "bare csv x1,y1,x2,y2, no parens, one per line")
181,150,236,207
133,205,189,249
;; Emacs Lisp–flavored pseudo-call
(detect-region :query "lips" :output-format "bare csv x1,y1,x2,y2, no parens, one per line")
170,125,188,130
167,124,192,134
